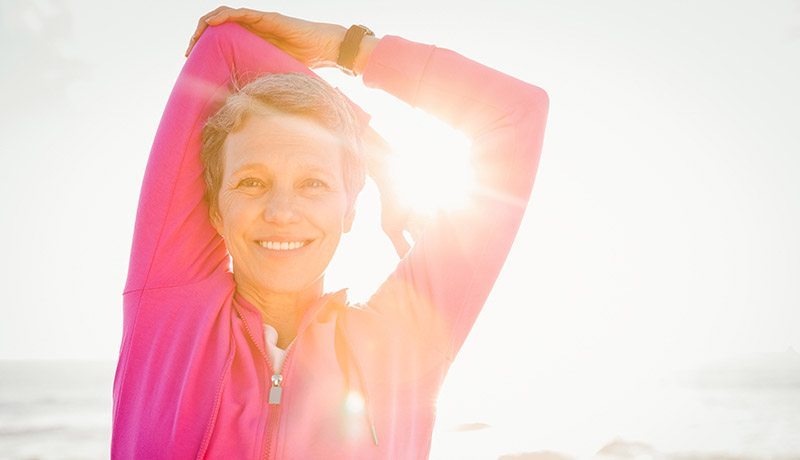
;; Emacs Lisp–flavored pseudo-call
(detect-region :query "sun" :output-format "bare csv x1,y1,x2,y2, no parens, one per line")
380,109,476,216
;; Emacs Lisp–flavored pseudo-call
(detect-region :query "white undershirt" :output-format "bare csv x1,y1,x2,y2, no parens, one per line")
262,323,288,373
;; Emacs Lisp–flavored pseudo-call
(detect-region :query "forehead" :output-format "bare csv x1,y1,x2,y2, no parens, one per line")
223,112,344,174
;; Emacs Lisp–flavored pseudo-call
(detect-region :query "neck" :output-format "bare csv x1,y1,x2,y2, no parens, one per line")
236,279,323,349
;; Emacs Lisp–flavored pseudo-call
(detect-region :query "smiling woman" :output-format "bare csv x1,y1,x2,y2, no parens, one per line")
112,7,547,459
211,111,356,335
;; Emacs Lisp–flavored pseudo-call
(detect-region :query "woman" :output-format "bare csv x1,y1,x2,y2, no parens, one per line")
112,7,547,459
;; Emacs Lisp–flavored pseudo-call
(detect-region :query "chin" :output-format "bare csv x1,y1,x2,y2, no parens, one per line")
252,270,326,296
230,253,330,296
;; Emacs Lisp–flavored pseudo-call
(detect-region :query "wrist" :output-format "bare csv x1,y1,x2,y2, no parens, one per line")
328,25,348,64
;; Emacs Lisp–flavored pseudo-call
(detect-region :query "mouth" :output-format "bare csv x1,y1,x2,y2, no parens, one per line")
255,240,312,251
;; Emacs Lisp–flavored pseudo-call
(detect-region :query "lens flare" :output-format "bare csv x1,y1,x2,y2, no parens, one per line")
345,391,365,414
385,112,476,216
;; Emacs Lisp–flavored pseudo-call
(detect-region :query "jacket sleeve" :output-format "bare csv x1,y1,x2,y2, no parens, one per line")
362,36,549,360
124,23,321,294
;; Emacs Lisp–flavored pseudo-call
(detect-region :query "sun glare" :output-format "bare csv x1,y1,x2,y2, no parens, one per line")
382,111,476,215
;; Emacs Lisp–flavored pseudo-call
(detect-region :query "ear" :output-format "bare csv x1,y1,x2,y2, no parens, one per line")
210,206,224,238
343,205,355,234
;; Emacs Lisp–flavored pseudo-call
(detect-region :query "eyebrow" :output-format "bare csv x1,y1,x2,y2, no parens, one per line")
231,162,338,178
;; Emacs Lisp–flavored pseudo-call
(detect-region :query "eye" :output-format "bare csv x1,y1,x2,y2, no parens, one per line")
237,177,266,189
302,178,328,190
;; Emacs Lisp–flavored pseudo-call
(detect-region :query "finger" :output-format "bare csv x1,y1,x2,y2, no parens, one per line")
199,5,231,25
186,6,232,56
206,7,272,26
388,230,411,259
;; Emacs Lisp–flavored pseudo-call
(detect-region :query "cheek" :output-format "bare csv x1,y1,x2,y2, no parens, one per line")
217,196,254,233
320,195,351,228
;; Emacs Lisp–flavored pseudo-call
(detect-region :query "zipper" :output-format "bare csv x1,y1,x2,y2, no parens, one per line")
265,375,286,458
234,292,342,459
233,301,298,460
263,347,297,459
268,374,283,404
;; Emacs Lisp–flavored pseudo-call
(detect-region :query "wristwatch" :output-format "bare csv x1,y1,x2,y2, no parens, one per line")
337,24,374,76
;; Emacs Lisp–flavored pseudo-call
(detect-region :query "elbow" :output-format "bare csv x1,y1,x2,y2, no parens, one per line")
534,86,549,114
515,86,549,180
507,85,549,148
516,85,549,120
195,22,249,48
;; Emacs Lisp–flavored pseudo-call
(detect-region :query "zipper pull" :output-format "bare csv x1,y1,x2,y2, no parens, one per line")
269,374,283,405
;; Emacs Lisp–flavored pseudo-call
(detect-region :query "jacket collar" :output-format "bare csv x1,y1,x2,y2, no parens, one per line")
232,288,349,358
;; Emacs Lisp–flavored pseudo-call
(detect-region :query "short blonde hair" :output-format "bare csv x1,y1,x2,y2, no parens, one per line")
201,73,366,215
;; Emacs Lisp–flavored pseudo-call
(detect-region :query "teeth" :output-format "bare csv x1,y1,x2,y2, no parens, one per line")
258,240,307,251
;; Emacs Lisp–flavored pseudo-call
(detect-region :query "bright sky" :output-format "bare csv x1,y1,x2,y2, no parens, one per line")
1,0,799,454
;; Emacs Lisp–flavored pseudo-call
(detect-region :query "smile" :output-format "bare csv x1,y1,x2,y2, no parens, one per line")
257,240,309,251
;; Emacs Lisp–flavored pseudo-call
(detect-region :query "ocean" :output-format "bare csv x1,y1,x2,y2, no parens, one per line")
0,361,112,460
1,354,799,459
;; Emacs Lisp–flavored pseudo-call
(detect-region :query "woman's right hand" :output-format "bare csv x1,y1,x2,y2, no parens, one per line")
185,7,347,68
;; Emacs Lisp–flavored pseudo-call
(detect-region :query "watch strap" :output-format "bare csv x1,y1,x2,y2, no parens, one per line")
337,24,374,76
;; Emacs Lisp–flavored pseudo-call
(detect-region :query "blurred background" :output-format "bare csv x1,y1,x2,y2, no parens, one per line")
1,0,799,458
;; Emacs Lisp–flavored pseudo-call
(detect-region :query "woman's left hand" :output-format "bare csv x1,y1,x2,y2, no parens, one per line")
379,189,427,259
363,128,426,258
186,6,346,68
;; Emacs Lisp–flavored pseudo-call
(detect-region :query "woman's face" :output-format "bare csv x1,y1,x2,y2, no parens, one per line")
212,112,354,296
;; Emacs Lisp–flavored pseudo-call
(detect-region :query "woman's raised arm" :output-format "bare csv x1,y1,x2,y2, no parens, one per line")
186,9,549,360
362,36,548,359
125,23,318,294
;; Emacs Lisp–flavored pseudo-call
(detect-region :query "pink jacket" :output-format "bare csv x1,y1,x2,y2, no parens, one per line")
112,23,547,459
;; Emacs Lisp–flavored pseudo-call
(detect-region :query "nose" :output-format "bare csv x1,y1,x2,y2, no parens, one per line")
263,189,300,225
